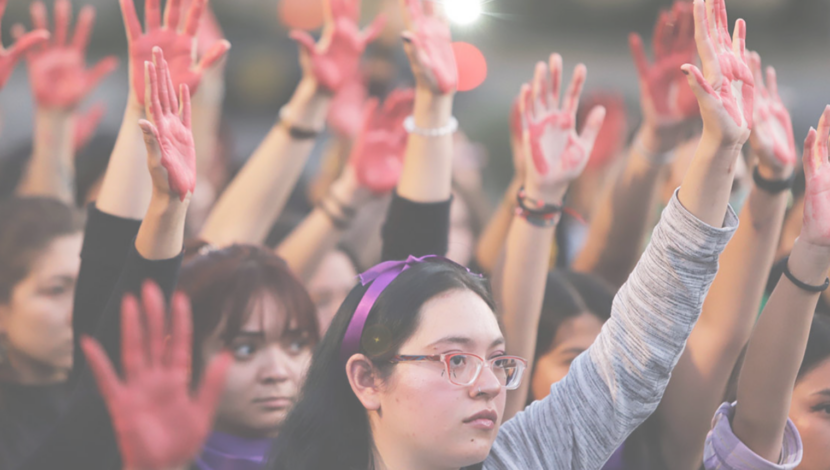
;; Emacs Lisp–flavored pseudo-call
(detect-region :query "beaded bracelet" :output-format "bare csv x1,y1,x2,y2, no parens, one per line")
403,116,459,137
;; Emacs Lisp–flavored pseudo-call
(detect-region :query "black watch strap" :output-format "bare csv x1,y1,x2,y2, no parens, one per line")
753,166,795,194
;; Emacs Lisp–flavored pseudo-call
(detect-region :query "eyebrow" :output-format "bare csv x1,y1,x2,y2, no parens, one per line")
812,389,830,398
233,331,266,340
558,347,586,358
428,336,505,350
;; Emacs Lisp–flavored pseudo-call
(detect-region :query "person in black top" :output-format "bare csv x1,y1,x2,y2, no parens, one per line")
0,197,84,470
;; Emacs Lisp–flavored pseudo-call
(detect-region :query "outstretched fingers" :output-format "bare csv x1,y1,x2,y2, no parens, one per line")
562,64,587,116
681,63,716,101
578,105,607,150
766,66,779,102
53,0,71,46
802,127,818,179
164,0,183,31
121,294,146,378
7,29,49,60
81,336,125,401
362,14,387,44
120,0,142,41
183,0,206,36
141,281,167,367
169,292,193,371
72,5,95,52
731,18,747,63
196,40,231,74
145,59,163,123
815,105,830,167
692,0,717,73
84,57,119,95
549,53,563,109
196,351,233,413
628,33,650,84
145,0,161,31
531,62,548,114
180,83,191,129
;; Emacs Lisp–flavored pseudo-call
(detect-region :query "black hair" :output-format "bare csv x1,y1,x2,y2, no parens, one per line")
270,259,494,470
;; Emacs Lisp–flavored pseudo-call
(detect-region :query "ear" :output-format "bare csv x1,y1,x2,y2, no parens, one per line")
345,353,382,411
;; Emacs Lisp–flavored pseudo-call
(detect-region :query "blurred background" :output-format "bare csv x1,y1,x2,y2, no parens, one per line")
0,0,827,197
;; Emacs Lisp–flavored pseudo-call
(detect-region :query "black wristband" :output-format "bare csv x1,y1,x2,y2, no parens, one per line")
517,186,562,216
782,256,830,292
319,201,350,230
753,166,795,194
284,123,320,140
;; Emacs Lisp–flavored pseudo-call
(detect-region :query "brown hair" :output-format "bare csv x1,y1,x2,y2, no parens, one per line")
179,241,319,378
0,197,84,303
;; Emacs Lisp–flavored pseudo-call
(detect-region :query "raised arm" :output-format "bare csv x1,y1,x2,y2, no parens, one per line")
722,108,830,466
501,55,605,421
654,52,797,469
572,1,698,288
277,90,412,280
15,0,117,204
96,0,227,220
380,0,458,261
489,0,750,467
200,0,384,246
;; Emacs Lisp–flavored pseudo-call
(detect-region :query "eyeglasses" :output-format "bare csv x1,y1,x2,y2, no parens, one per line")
389,353,528,390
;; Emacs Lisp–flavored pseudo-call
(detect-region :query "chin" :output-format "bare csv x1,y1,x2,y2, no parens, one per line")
449,437,495,467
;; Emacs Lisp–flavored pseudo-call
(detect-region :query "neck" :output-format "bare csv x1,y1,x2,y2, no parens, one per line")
0,350,67,385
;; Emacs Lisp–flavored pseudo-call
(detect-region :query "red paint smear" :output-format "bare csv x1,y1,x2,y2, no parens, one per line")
279,0,324,31
453,42,487,92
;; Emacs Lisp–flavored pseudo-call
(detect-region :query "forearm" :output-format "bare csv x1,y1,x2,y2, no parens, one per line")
192,69,225,176
18,108,76,203
96,96,152,218
276,210,344,282
572,128,666,287
501,214,556,421
200,79,330,246
475,178,521,275
732,238,830,462
677,129,743,227
135,193,189,261
395,90,453,203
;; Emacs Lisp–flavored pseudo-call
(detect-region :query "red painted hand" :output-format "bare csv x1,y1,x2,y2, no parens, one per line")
400,0,457,94
520,54,606,203
327,74,368,137
0,0,49,90
81,281,231,470
349,88,414,193
291,0,385,93
747,51,796,173
121,0,231,106
74,102,106,151
630,1,698,140
580,92,627,171
139,47,197,202
681,0,754,144
801,106,830,247
15,0,116,109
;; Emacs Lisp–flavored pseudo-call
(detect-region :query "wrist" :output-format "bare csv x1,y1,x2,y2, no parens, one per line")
701,126,747,152
789,237,830,285
522,183,566,207
413,89,453,128
756,162,793,181
284,79,332,129
149,190,191,215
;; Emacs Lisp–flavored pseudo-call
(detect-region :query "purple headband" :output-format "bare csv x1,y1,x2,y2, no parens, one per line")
340,255,479,363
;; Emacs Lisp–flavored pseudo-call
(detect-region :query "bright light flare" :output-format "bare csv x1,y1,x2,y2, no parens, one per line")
445,0,482,25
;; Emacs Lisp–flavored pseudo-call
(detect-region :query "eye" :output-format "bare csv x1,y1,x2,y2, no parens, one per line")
449,355,468,368
232,343,257,359
812,403,830,415
40,284,68,297
286,338,310,355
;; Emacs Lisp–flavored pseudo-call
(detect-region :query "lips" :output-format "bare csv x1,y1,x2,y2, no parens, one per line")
253,397,294,409
463,409,498,430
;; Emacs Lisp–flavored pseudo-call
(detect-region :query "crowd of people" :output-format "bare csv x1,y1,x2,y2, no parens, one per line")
0,0,828,469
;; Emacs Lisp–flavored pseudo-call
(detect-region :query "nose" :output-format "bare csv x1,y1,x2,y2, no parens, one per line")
257,345,298,385
469,362,502,399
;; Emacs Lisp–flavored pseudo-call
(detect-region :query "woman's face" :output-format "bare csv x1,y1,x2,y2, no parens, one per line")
307,250,357,336
0,233,82,384
371,289,506,469
530,313,604,400
202,294,314,438
789,358,830,470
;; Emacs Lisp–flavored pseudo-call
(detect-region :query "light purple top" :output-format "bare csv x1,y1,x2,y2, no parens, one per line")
193,430,272,470
704,402,802,470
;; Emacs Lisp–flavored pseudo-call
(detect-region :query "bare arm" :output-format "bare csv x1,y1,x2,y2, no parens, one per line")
573,2,698,288
655,55,798,469
731,108,830,462
18,109,76,203
503,56,606,421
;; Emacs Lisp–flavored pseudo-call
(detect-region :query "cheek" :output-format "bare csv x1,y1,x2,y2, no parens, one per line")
382,368,464,438
790,412,830,468
5,296,71,342
530,356,569,401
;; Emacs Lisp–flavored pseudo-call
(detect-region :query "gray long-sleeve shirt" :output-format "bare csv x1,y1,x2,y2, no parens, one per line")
485,191,739,470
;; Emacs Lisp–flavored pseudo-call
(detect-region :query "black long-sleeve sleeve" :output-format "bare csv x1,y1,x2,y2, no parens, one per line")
381,192,452,262
19,245,182,470
71,205,142,382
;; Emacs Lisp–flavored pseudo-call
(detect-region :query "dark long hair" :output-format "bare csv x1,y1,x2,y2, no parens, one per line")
179,242,319,381
270,260,494,470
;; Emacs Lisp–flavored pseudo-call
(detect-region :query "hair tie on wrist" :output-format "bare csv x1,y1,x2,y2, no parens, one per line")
783,256,830,292
403,116,459,137
516,186,562,216
279,107,322,140
753,166,795,194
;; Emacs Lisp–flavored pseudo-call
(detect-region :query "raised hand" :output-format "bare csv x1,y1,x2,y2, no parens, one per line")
581,92,627,171
682,0,754,144
121,0,231,105
800,106,830,247
15,0,118,109
290,0,385,93
520,54,606,203
629,1,698,151
0,0,49,90
349,88,414,193
400,0,457,94
139,47,196,202
328,74,368,137
74,102,106,151
747,52,796,176
81,281,231,470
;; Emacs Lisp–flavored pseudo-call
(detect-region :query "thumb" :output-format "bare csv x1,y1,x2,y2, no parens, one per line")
681,64,716,104
289,30,318,57
578,105,607,152
138,119,161,156
196,351,232,414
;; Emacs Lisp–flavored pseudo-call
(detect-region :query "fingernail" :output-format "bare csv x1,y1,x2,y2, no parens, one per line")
401,36,411,43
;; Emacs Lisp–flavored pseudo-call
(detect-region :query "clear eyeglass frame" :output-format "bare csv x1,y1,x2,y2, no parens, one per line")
388,352,528,390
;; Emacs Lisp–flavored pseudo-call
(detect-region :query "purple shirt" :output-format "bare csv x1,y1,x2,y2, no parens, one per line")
704,402,802,470
194,431,272,470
